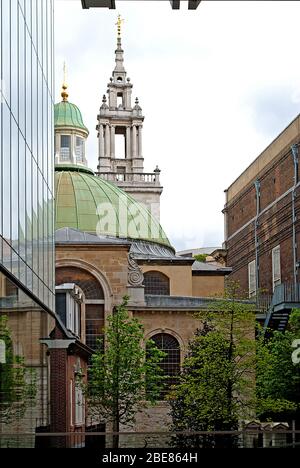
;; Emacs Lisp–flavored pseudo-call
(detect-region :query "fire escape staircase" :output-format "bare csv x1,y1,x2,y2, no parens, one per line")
263,283,300,332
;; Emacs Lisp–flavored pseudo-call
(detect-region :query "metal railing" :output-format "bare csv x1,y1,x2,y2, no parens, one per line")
96,172,161,185
1,429,299,449
272,282,300,306
263,282,300,330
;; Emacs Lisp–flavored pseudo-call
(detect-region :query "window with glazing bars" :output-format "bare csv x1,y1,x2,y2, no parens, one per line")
144,271,170,295
60,135,71,161
85,304,105,351
148,333,180,399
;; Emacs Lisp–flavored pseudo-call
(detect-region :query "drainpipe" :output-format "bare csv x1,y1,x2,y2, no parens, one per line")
254,179,260,301
223,189,228,245
291,144,298,290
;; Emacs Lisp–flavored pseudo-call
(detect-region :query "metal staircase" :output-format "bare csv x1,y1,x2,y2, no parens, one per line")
263,283,300,331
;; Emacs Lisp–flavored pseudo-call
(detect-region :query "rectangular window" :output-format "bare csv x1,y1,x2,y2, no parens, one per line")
75,137,84,162
117,93,123,107
272,245,281,291
116,166,126,182
115,133,126,159
248,260,256,298
60,135,71,161
86,304,105,350
74,302,80,337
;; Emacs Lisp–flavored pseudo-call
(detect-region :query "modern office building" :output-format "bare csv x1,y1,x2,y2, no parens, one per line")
0,0,55,447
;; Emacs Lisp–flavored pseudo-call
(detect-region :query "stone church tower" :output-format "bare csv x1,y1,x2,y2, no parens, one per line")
96,16,163,221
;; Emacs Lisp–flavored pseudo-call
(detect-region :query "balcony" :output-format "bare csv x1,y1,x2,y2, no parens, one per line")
96,171,161,186
264,283,300,331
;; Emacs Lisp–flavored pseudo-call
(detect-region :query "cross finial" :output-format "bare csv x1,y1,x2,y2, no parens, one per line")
63,62,67,84
116,14,124,38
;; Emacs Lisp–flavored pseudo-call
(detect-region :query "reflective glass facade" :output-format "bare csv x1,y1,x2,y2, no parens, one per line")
0,270,55,447
0,0,55,311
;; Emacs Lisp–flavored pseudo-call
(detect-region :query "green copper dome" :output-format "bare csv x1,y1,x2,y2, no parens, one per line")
55,165,171,248
54,101,89,133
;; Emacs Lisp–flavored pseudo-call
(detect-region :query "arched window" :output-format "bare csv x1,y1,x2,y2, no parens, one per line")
148,333,180,398
56,267,105,350
144,271,170,296
56,267,104,300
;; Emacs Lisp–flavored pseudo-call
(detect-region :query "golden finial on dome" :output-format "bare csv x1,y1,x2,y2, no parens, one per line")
116,14,124,38
61,62,69,102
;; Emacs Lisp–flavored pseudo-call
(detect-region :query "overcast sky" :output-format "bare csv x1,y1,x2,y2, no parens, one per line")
55,0,300,252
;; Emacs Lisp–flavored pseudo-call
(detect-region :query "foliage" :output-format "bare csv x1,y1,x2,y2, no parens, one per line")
82,296,166,448
170,281,256,448
193,254,208,263
256,309,300,420
0,315,37,425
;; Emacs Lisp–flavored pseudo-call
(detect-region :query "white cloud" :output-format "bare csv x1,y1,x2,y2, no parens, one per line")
55,0,300,250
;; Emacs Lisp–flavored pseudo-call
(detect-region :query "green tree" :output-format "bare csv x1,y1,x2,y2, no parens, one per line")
194,254,208,263
83,297,166,448
0,315,37,425
256,309,300,420
170,281,256,448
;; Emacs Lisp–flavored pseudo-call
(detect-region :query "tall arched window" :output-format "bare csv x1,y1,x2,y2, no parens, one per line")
56,267,105,350
148,333,180,398
144,271,170,296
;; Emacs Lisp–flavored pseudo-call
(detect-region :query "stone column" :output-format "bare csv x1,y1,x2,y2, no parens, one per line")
132,125,137,159
138,126,143,158
126,126,131,159
110,125,115,158
105,124,110,158
71,134,76,164
99,124,105,159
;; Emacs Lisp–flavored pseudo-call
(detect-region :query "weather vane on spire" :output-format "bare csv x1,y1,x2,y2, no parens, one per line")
63,62,67,85
116,14,124,38
61,61,69,102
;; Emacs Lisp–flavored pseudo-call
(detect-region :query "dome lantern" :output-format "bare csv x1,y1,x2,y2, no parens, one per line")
54,78,89,168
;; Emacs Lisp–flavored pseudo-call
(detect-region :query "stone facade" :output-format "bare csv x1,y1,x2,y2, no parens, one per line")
192,274,225,297
54,239,230,447
56,244,130,309
141,263,193,297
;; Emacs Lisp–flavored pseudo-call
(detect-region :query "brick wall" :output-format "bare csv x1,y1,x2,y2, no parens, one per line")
225,136,300,296
50,348,67,447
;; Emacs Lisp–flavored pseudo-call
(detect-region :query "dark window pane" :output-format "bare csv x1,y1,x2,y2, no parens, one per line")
144,271,170,296
86,304,104,351
147,333,180,399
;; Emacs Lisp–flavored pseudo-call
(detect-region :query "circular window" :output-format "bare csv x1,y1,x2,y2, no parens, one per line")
117,77,123,82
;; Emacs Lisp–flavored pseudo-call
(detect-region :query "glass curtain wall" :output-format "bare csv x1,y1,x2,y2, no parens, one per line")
0,0,55,448
0,270,55,447
0,0,55,311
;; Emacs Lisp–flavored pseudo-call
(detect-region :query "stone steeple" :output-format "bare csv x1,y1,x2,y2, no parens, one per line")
96,16,163,221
